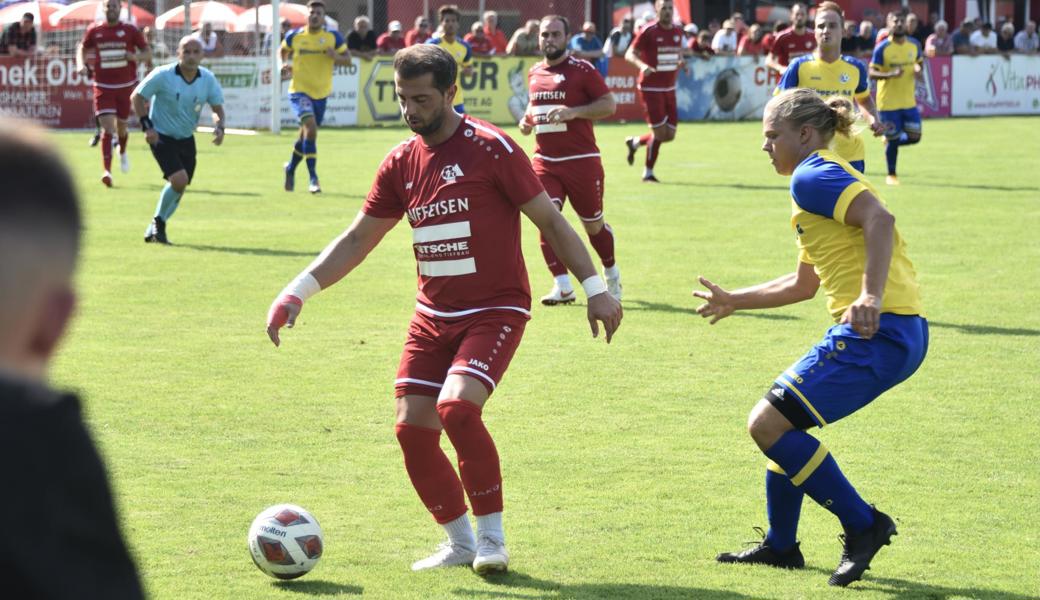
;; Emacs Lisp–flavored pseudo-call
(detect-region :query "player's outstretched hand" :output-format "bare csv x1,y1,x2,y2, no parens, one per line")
587,292,622,343
841,292,881,339
266,295,303,347
868,118,886,137
692,276,735,324
212,127,225,146
546,106,576,123
144,129,159,145
518,114,533,136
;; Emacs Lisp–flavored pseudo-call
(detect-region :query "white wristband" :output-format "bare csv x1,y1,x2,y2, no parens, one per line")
282,272,321,302
581,275,608,298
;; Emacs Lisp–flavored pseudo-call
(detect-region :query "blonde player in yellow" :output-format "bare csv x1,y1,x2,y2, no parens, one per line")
776,1,884,173
700,88,927,587
870,12,924,185
281,0,351,193
426,4,473,113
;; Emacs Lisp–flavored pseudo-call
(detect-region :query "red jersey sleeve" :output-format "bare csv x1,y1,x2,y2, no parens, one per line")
493,140,543,207
362,149,406,219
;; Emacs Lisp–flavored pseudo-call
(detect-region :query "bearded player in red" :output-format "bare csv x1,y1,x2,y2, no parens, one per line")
623,0,684,182
267,45,622,575
519,15,621,306
77,0,151,187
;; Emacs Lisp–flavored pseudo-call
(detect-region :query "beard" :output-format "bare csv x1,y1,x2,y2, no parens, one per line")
408,109,445,137
544,47,565,61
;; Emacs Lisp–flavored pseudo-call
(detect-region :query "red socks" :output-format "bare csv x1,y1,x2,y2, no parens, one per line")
539,233,568,276
436,399,503,516
101,132,113,171
395,423,467,524
118,133,128,154
588,224,616,267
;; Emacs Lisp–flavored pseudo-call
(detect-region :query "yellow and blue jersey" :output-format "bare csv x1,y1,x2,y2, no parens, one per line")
790,150,924,322
870,38,921,111
282,27,347,100
426,36,472,89
776,54,870,162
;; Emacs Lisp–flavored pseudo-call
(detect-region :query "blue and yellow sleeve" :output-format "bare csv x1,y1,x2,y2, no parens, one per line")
870,40,887,68
333,30,347,53
791,156,869,223
852,58,870,98
281,30,295,54
776,58,800,92
461,40,472,66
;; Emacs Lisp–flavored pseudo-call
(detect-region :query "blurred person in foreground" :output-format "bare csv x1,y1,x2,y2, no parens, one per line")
0,117,145,599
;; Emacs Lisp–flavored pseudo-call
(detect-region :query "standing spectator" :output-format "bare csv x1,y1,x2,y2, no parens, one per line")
348,16,378,60
951,20,974,54
604,15,635,57
738,23,767,56
0,117,146,600
924,20,954,56
2,13,36,56
193,22,224,57
263,19,292,53
405,16,430,46
570,21,605,75
916,13,936,41
841,20,858,53
483,10,507,54
970,22,999,53
507,19,540,56
730,12,748,40
762,21,787,56
712,18,738,55
906,13,925,44
688,30,714,59
464,21,493,55
767,3,816,74
377,20,406,54
997,22,1016,52
1014,20,1038,53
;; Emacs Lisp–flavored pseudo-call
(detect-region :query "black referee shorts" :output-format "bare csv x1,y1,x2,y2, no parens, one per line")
150,133,197,182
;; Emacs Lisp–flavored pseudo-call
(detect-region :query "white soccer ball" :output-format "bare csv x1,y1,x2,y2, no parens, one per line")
247,504,324,579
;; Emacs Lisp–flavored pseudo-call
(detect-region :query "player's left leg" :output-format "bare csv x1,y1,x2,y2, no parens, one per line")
145,136,196,244
284,93,314,191
439,310,529,574
115,87,133,173
303,98,326,193
532,165,574,305
563,159,621,300
881,109,910,184
97,113,118,186
89,115,102,147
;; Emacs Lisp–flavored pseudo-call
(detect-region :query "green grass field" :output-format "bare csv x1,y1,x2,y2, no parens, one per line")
50,116,1039,599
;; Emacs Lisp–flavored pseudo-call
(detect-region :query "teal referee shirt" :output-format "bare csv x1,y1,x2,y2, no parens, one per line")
134,64,224,139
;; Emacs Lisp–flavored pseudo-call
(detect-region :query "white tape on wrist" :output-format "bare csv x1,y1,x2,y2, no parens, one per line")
581,275,608,298
282,272,321,302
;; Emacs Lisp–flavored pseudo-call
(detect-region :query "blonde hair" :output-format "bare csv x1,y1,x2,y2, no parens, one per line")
768,88,856,143
817,1,844,21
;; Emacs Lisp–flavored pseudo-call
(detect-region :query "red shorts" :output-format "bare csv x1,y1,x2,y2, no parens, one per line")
641,89,678,128
394,309,529,397
94,85,134,120
533,156,605,223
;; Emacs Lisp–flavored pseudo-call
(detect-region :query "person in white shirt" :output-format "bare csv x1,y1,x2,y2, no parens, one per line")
1014,20,1038,53
712,18,738,55
969,21,998,53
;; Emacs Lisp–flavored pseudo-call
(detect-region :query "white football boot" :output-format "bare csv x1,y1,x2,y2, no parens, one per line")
540,285,576,306
473,535,509,575
411,541,476,571
606,272,622,301
119,151,130,173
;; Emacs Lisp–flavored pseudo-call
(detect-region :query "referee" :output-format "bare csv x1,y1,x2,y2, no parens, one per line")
132,36,225,244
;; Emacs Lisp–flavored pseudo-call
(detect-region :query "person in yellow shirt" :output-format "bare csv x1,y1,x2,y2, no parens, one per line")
870,12,924,185
426,4,473,113
281,0,352,193
776,1,884,173
697,88,927,588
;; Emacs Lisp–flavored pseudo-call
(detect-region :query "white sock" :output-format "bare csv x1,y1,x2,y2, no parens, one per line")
476,512,504,544
604,265,620,280
643,167,654,178
554,274,573,292
442,514,476,549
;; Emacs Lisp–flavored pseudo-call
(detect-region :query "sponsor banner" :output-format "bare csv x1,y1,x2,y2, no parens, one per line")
676,55,779,121
0,56,96,128
951,54,1040,116
604,58,644,122
916,56,953,118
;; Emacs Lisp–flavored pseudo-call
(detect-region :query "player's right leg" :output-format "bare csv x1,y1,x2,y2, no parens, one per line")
394,313,475,571
880,109,905,184
145,135,195,244
559,158,621,300
303,99,325,193
89,115,102,147
96,111,119,187
114,87,133,173
284,93,314,191
532,166,575,305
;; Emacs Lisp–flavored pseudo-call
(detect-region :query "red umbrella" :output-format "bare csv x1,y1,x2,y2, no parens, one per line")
233,3,337,32
155,1,244,31
48,1,156,30
0,1,66,32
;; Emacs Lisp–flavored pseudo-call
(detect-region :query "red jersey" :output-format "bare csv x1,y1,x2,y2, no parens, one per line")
404,29,429,47
527,56,610,161
631,21,684,91
363,116,544,317
81,22,147,89
770,28,816,67
463,33,493,55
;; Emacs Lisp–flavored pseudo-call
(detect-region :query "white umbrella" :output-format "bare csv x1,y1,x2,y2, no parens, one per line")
232,3,336,32
154,1,242,31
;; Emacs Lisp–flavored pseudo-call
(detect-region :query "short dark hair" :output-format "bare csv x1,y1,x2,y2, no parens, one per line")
541,14,570,36
21,12,34,21
438,4,459,22
0,119,81,253
394,44,457,93
306,0,325,10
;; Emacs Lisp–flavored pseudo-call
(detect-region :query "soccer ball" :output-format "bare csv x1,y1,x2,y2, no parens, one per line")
247,504,324,579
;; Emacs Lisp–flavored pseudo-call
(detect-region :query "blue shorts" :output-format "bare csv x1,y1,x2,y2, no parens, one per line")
849,160,865,174
880,107,922,139
771,314,928,428
289,92,327,126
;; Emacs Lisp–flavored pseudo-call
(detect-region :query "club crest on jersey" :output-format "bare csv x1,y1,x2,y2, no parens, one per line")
553,73,565,83
839,73,850,83
116,29,125,37
441,164,464,183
